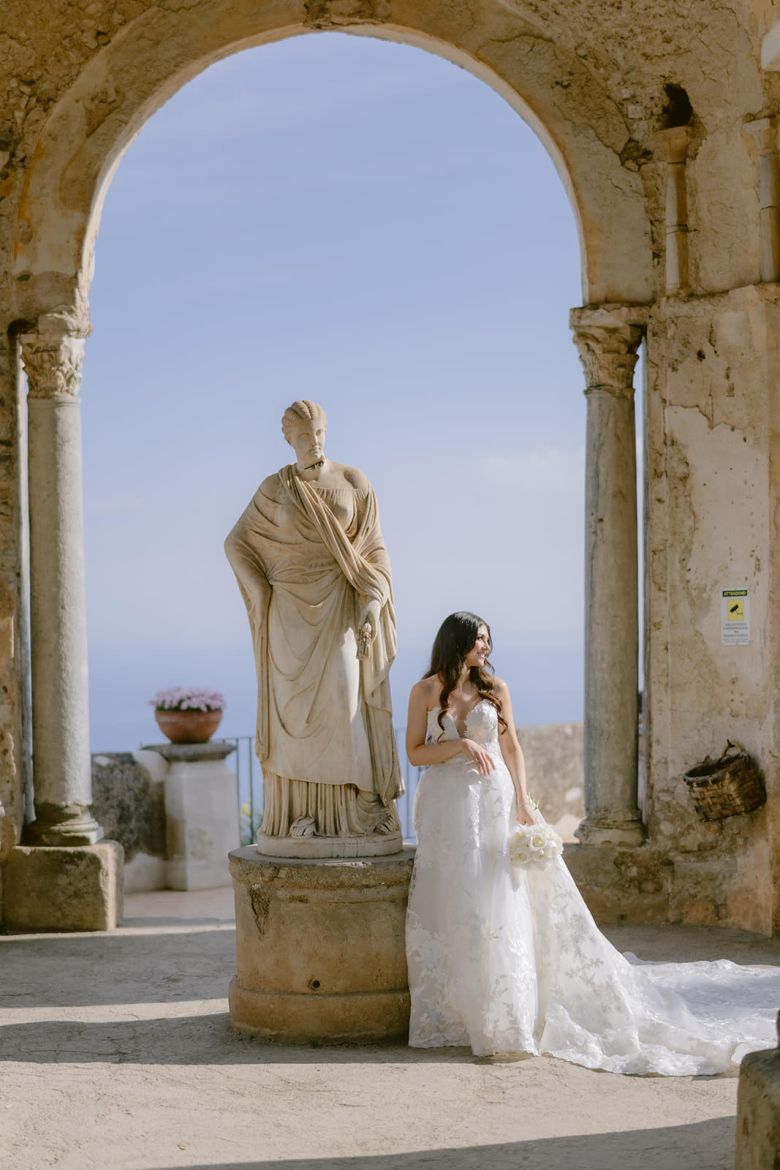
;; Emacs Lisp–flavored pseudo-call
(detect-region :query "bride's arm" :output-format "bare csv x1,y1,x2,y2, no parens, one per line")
495,680,536,825
405,682,494,774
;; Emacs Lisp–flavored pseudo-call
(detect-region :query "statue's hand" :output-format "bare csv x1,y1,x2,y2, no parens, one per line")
358,599,381,642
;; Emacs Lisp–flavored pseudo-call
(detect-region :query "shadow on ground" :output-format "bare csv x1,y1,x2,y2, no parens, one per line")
139,1119,736,1170
0,925,236,1007
0,1011,485,1066
0,1011,743,1075
2,917,778,1011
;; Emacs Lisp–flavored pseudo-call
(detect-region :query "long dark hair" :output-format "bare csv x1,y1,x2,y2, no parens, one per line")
423,611,506,734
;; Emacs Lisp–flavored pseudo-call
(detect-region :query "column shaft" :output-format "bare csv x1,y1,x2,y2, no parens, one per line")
21,317,101,845
571,307,645,847
746,117,780,283
665,161,689,293
653,127,694,295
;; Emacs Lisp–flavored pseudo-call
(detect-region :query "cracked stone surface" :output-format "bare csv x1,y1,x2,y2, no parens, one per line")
1,888,779,1170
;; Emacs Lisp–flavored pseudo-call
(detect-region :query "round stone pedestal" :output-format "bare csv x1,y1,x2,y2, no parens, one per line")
255,830,403,859
228,846,415,1043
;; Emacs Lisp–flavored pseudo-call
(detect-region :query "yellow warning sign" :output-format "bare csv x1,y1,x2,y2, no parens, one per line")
720,587,750,645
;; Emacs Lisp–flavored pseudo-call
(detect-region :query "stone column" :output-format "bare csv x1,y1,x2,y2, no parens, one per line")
653,126,694,294
746,117,780,283
19,314,102,845
571,306,645,847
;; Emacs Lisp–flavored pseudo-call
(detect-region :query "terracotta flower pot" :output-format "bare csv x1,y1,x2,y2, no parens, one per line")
154,708,223,745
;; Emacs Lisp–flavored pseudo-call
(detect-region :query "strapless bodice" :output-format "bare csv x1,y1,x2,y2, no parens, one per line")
426,699,498,748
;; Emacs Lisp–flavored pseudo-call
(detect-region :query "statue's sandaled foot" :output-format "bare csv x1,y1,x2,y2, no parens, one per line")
290,815,317,838
373,809,400,835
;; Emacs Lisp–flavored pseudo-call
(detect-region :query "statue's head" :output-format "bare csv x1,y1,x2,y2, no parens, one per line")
282,400,328,468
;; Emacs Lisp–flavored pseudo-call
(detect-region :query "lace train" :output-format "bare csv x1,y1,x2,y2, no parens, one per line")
406,700,779,1074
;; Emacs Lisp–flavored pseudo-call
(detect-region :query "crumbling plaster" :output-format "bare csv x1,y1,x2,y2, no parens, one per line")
0,0,778,930
645,289,779,934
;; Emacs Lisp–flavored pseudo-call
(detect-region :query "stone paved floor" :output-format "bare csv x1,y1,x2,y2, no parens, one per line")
1,888,779,1170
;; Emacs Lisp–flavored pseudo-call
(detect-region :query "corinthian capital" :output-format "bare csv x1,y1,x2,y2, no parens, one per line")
570,306,645,399
20,313,91,401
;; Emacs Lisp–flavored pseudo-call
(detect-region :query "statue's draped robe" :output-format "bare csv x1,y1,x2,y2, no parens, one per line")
225,465,402,837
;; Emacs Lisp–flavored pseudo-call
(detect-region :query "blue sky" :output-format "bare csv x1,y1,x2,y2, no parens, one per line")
80,31,589,750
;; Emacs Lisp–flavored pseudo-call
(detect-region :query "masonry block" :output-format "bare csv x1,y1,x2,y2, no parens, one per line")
3,841,123,931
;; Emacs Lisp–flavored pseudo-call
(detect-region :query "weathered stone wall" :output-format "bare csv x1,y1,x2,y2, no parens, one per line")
90,750,166,892
644,289,779,934
0,328,25,923
0,0,779,931
518,722,584,842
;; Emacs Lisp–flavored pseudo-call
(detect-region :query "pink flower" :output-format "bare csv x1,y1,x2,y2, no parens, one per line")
150,686,226,712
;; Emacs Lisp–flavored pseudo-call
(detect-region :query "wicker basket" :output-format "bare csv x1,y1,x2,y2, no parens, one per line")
683,742,766,821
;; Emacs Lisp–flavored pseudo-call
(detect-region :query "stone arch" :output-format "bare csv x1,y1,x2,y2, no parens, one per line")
11,0,653,325
11,0,651,872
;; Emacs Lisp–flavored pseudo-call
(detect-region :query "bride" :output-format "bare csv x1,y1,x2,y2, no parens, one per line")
405,611,779,1075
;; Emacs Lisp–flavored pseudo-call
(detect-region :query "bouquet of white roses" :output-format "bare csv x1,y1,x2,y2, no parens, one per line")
508,821,563,869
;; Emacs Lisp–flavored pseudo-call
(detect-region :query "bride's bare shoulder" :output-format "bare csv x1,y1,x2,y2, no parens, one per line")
492,677,517,714
412,674,440,708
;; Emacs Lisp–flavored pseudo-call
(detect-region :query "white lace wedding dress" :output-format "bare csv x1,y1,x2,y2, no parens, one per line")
406,699,780,1074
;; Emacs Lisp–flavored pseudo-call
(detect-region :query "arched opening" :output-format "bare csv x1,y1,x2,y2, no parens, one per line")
77,31,585,853
12,10,653,310
82,31,583,735
13,7,650,860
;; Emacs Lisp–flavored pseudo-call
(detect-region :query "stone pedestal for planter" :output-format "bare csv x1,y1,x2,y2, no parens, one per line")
228,846,414,1043
144,742,239,890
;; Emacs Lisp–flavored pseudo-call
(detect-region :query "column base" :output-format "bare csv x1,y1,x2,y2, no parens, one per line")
23,801,104,846
229,846,414,1042
2,841,123,931
574,813,645,847
564,841,672,924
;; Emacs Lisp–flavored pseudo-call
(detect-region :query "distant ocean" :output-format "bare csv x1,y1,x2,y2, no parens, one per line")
88,635,584,753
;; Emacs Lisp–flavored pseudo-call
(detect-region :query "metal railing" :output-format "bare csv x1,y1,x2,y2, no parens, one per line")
219,731,422,845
